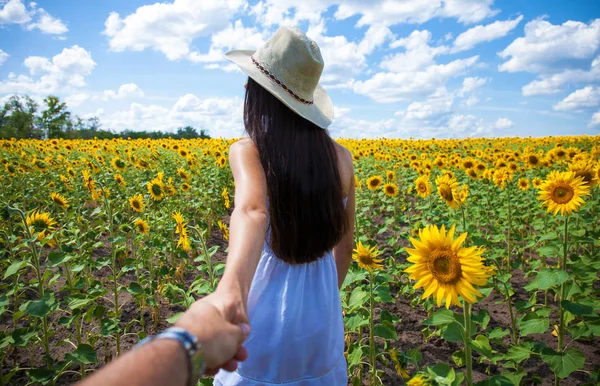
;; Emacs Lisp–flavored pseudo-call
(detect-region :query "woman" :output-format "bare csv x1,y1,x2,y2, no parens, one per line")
213,26,356,385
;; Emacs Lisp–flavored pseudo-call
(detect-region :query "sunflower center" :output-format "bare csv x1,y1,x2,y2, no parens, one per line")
551,184,574,204
358,253,374,266
132,200,141,209
575,171,592,184
151,184,162,195
116,160,125,168
439,185,454,202
428,249,461,284
418,183,427,193
528,155,539,165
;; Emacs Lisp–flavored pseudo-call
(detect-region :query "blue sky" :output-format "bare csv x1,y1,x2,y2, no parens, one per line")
1,0,599,138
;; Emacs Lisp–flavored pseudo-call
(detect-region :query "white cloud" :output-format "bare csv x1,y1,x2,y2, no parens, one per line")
25,7,68,35
353,55,478,103
0,45,96,94
0,1,67,35
188,19,266,65
588,111,600,127
452,15,522,53
101,94,244,137
385,30,449,72
459,76,488,96
0,49,8,65
0,0,30,24
335,0,497,27
553,86,600,112
65,92,90,107
102,83,144,100
103,0,246,61
492,117,513,129
499,18,600,73
401,87,454,124
522,56,600,96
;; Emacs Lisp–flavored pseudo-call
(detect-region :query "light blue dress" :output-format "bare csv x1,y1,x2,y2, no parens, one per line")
214,198,348,386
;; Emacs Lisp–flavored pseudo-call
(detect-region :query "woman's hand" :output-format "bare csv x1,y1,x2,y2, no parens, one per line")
175,293,250,375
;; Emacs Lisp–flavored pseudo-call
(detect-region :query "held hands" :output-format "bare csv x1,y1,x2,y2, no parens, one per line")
175,292,250,376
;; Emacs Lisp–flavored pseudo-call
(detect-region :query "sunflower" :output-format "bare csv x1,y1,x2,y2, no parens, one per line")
532,177,542,188
525,153,540,168
111,157,126,171
129,194,145,213
366,175,383,190
218,220,229,241
405,224,491,309
352,241,384,272
493,168,512,190
414,175,432,199
435,174,460,209
50,192,69,209
177,168,191,181
115,173,126,186
134,218,149,235
222,187,231,209
147,178,165,201
5,163,16,176
354,175,362,190
518,178,530,191
181,182,190,192
569,160,598,189
26,210,56,241
406,374,431,386
458,184,469,204
386,171,395,180
383,182,399,197
538,171,590,216
216,156,227,168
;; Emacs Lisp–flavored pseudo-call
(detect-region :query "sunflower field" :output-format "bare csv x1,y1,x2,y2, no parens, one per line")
1,135,599,386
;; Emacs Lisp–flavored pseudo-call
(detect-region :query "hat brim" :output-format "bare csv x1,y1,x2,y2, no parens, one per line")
224,49,334,129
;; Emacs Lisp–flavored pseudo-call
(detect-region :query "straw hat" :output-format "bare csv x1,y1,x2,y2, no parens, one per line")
224,26,333,129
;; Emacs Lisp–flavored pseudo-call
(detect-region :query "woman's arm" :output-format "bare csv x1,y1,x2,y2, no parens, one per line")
333,153,355,289
215,139,268,320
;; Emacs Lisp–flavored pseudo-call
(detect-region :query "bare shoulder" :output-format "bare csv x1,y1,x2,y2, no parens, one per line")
229,138,259,162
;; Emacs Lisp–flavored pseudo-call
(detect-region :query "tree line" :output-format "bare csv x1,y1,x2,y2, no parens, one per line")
0,95,210,140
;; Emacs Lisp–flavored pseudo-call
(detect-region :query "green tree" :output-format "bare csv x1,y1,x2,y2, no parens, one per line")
39,96,70,139
0,95,41,139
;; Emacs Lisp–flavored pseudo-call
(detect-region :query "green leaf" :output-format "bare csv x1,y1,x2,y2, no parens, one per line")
47,251,74,267
474,376,513,386
524,269,568,291
504,344,531,363
20,292,56,318
452,350,465,367
518,313,549,336
374,324,397,340
347,345,363,367
375,286,393,303
4,260,26,279
11,328,38,347
540,347,585,379
442,322,465,343
65,344,97,365
472,310,491,329
127,282,144,295
422,308,454,326
470,335,493,358
67,296,94,310
500,370,526,386
561,300,594,316
488,327,510,341
345,314,369,330
380,309,400,324
166,312,183,324
27,368,54,384
348,287,369,311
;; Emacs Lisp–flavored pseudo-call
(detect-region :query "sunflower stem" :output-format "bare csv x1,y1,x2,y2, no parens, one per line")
555,215,569,386
369,270,376,386
463,302,473,386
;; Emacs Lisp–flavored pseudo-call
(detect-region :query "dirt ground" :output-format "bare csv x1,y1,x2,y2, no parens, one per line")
2,217,599,385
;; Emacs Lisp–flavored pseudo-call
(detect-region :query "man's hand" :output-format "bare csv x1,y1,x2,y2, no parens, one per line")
175,293,250,375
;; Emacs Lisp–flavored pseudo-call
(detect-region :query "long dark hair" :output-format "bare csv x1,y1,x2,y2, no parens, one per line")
244,77,348,264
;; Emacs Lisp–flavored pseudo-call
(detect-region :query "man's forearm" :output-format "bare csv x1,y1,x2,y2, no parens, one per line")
78,339,189,386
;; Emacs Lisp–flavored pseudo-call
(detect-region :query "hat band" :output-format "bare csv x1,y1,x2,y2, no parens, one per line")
250,56,314,105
